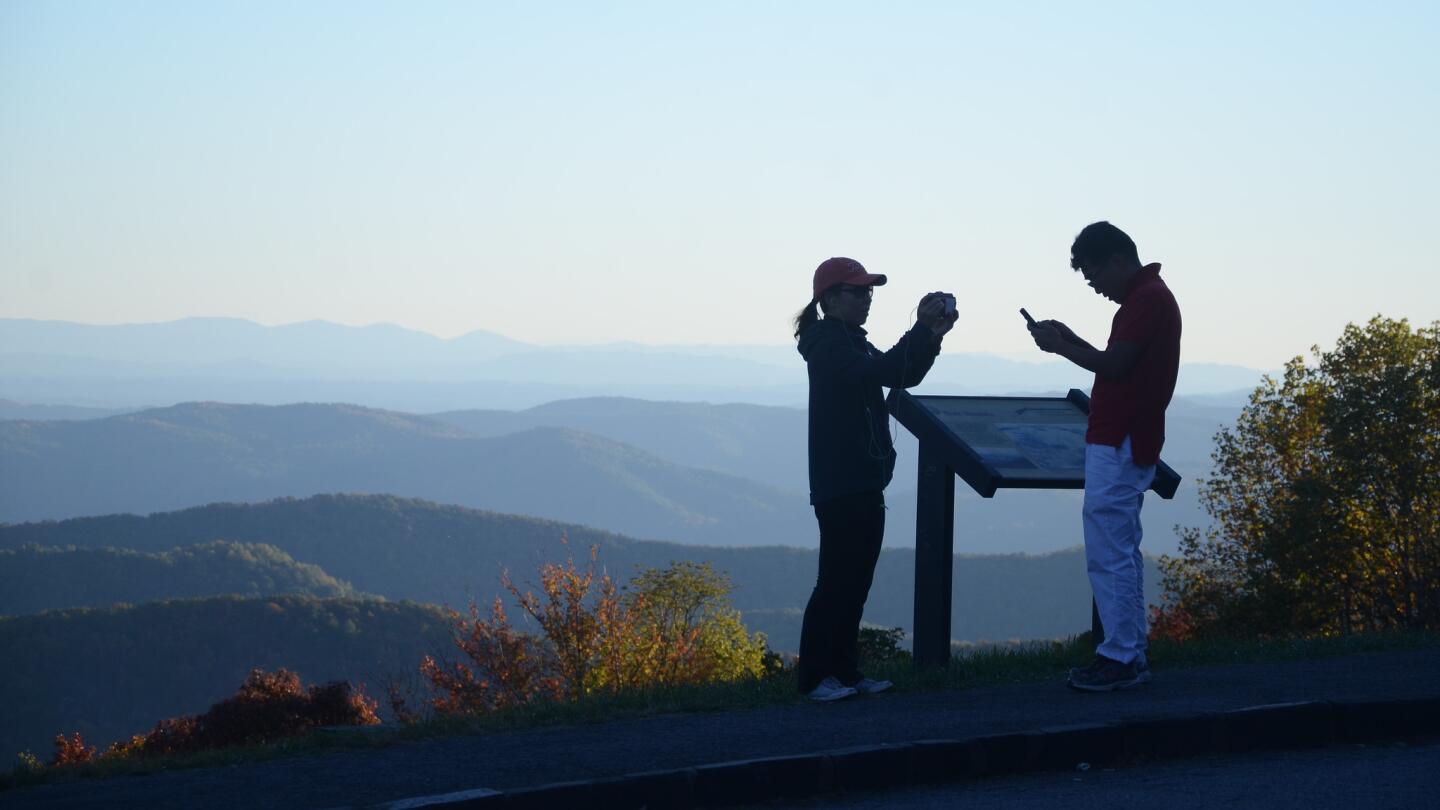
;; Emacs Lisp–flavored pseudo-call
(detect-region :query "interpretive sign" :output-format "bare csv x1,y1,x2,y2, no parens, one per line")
890,390,1180,498
888,389,1181,667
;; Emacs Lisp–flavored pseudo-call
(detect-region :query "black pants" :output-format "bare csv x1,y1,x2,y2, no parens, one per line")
797,490,886,693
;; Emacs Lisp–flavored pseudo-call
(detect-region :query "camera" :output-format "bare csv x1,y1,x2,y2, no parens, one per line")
922,292,958,321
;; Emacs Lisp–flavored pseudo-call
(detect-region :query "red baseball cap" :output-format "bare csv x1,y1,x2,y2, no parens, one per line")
812,257,887,300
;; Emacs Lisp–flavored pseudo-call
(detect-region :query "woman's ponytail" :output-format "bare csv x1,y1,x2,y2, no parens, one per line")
793,299,821,340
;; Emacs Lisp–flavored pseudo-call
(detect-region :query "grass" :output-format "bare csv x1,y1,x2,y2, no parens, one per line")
5,629,1438,790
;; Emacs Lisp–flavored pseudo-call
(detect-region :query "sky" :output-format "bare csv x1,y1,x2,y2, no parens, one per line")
2,1,1437,368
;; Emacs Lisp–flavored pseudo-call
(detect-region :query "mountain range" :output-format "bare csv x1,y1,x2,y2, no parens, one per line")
0,392,1237,553
0,317,1267,411
0,402,818,546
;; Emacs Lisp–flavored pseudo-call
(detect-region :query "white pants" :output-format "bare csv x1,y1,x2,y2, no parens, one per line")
1083,437,1156,665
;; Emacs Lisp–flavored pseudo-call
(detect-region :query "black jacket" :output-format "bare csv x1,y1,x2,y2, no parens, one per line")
798,318,942,505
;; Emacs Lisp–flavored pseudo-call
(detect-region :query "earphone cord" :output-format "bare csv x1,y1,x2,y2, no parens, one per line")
843,325,890,465
855,307,920,465
892,305,920,450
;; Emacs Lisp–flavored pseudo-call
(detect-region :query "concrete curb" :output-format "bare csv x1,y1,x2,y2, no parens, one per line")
363,696,1440,809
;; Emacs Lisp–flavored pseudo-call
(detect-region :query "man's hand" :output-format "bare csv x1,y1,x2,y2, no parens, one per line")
1027,318,1135,378
917,292,956,338
1029,322,1064,353
1040,319,1081,344
1029,319,1086,351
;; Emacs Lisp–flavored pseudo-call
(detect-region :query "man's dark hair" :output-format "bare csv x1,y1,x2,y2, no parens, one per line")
1070,221,1139,271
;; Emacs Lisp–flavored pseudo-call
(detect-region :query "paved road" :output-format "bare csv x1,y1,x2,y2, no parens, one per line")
3,649,1438,809
758,741,1440,809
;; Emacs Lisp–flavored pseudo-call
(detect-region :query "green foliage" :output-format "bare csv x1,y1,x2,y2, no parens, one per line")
13,751,42,774
1156,317,1440,638
857,626,911,666
623,561,769,685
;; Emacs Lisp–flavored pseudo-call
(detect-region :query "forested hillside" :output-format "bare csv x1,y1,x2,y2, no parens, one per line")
0,542,357,615
0,494,1146,649
0,494,630,605
0,596,453,765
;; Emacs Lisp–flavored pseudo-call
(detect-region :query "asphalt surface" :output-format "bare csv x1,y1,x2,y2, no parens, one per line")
2,648,1438,809
757,740,1440,809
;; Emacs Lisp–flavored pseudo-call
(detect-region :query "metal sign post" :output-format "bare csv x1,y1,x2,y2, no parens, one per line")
888,389,1181,669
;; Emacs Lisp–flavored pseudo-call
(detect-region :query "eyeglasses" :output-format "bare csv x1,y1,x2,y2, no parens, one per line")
834,285,874,300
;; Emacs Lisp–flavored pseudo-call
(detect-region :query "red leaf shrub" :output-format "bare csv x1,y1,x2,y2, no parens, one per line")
48,732,96,766
47,668,380,766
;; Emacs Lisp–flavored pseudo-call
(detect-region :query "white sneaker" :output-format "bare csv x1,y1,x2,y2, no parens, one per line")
807,676,858,702
851,677,893,695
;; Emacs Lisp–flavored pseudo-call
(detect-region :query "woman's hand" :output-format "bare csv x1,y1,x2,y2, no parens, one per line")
917,292,956,338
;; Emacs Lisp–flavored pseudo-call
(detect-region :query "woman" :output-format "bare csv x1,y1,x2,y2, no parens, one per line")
794,256,955,701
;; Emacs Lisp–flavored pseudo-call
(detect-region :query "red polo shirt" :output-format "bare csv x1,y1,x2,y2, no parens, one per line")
1087,263,1181,466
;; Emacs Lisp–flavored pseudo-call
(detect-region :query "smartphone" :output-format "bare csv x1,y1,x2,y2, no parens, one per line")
1020,307,1036,326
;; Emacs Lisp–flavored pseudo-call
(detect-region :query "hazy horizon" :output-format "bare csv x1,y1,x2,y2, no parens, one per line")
0,313,1284,368
0,315,1271,416
5,3,1437,370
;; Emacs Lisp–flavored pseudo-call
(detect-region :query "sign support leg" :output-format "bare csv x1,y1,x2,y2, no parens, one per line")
913,442,955,669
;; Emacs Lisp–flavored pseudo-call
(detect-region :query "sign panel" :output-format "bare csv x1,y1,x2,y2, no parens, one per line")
888,389,1180,498
919,396,1089,480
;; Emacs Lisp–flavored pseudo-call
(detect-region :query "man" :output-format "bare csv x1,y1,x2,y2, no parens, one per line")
1028,222,1182,691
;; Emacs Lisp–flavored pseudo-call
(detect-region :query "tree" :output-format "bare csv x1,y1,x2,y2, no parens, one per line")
1154,317,1439,639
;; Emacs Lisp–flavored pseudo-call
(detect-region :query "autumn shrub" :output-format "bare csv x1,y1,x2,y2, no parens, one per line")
510,546,630,700
45,668,379,767
47,732,95,766
423,545,770,715
621,562,770,686
183,669,379,752
420,597,560,714
1146,601,1198,644
382,670,428,726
